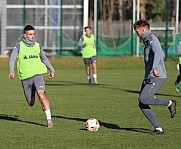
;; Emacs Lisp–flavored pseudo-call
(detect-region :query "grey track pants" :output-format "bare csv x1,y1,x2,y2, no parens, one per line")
138,77,170,128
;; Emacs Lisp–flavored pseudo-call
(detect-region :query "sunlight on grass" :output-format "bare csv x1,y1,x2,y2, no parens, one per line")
0,57,180,149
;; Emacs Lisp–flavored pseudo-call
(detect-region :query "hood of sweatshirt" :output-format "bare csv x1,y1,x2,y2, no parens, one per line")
23,37,36,47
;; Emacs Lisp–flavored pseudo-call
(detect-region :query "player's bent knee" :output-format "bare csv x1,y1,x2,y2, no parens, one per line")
139,101,151,109
138,95,143,103
27,100,34,107
139,102,145,109
29,103,34,106
138,95,148,104
86,66,90,69
37,90,45,96
37,90,48,103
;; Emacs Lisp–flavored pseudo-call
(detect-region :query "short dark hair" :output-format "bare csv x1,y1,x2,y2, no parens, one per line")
24,25,35,33
84,26,91,30
133,19,150,30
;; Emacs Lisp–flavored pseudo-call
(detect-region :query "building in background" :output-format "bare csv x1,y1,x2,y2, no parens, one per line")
0,0,83,56
0,0,181,57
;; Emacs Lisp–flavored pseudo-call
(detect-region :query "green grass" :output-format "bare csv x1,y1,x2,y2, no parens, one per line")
0,57,181,149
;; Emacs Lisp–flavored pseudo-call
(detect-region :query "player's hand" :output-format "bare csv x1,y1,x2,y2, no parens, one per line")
153,69,160,77
49,73,55,79
9,72,15,79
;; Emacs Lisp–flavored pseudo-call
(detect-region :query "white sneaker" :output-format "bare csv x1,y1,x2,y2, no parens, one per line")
93,78,98,84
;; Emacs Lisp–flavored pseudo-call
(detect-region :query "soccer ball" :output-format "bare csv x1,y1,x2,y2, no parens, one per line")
85,118,100,131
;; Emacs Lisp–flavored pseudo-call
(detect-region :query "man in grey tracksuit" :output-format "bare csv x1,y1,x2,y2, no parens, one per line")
133,19,176,135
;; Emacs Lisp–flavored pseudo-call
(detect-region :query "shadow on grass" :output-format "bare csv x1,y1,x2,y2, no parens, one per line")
0,114,45,127
46,83,88,86
45,80,111,86
52,115,151,134
46,80,181,98
121,89,181,98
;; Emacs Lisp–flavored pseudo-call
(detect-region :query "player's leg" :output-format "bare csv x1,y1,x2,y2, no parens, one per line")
21,78,36,106
83,58,91,84
37,90,50,111
139,78,176,134
91,56,98,84
34,74,53,128
139,102,163,133
139,77,176,118
139,78,170,106
37,90,53,128
175,64,181,92
29,86,36,106
138,81,163,134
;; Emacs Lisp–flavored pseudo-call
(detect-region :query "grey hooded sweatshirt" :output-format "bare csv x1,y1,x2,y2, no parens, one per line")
141,30,167,80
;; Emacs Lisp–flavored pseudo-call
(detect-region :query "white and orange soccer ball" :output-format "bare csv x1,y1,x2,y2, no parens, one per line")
85,118,100,132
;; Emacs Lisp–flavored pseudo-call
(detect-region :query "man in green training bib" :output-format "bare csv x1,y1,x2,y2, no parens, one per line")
78,26,98,84
9,25,55,128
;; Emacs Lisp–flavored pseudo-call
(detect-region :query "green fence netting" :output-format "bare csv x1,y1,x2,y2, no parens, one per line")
97,36,132,56
56,33,181,57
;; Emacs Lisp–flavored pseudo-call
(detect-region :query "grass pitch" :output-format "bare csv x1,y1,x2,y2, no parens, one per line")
0,57,180,149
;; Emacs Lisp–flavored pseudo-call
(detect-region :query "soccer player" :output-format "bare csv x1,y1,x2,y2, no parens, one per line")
77,26,98,84
133,19,176,135
9,25,55,128
175,38,181,92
